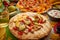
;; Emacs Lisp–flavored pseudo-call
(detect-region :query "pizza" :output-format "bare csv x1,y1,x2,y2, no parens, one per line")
16,0,52,13
9,12,51,39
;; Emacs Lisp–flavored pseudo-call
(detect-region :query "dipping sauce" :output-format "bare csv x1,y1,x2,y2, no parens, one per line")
48,10,60,18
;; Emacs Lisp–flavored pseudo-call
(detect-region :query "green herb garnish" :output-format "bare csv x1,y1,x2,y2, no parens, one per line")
6,26,18,40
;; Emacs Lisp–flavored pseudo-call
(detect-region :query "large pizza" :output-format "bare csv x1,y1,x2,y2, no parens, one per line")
9,12,51,39
16,0,52,13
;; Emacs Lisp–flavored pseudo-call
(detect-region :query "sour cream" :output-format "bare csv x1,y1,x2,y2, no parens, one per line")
48,10,60,18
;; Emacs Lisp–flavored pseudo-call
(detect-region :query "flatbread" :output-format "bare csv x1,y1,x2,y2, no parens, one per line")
9,12,52,39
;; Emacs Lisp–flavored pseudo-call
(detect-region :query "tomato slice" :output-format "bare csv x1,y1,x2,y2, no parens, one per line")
19,0,24,6
26,7,30,10
28,29,31,32
20,20,25,24
38,19,42,23
30,23,34,26
19,2,22,5
28,23,34,32
13,27,18,30
38,19,46,24
18,31,23,35
28,27,32,32
27,16,33,22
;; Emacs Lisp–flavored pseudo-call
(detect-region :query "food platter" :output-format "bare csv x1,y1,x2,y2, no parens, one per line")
0,0,60,40
16,0,52,14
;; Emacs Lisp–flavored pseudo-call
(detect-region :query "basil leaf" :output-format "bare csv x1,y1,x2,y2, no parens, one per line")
0,3,5,13
6,26,18,40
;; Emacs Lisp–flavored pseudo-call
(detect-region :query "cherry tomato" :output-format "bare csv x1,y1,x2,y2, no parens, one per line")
3,1,9,7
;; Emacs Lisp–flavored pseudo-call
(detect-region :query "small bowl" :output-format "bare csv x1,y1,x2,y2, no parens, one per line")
47,9,60,21
53,22,60,34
